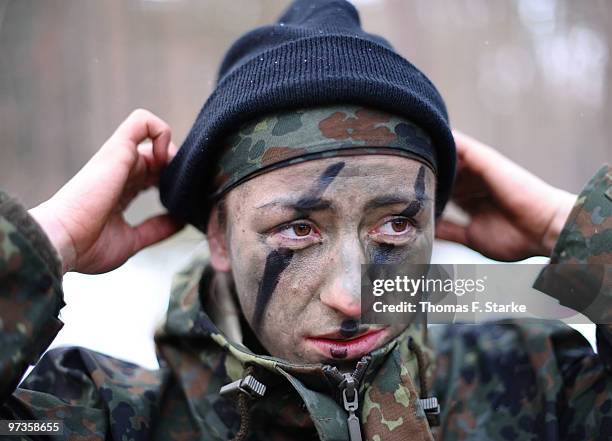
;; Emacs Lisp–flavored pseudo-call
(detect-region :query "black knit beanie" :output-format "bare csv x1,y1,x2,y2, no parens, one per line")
159,0,456,229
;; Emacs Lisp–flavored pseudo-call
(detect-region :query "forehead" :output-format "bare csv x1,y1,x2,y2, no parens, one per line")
227,155,435,207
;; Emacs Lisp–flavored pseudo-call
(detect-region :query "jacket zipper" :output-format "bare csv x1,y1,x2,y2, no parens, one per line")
323,356,371,441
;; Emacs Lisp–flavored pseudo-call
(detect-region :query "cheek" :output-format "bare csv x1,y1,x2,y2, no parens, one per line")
261,250,328,321
232,247,331,360
230,249,265,318
227,232,265,316
231,242,330,331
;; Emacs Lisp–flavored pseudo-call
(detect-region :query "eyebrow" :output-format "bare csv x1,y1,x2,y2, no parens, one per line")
363,194,430,211
255,198,332,213
255,193,431,213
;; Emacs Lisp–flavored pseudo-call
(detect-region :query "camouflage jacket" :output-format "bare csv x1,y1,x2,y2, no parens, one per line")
0,165,610,441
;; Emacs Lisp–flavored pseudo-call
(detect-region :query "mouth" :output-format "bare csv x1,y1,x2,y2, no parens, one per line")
305,326,390,360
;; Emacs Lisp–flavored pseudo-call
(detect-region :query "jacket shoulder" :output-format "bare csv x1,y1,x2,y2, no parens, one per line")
431,320,610,439
1,346,167,440
16,346,166,412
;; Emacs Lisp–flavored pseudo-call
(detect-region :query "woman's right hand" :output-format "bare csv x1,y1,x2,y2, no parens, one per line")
29,109,184,275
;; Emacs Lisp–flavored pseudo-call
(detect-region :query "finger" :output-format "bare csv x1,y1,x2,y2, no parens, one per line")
168,141,179,161
116,109,171,149
150,140,178,173
451,129,505,176
451,129,468,161
145,140,178,176
132,213,185,253
135,141,178,189
117,144,155,196
435,219,469,246
112,109,172,165
452,129,549,204
122,140,176,197
452,129,492,155
135,141,154,172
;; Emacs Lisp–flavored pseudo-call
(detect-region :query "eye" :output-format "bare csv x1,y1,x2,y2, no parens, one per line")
289,223,311,237
376,217,412,236
277,222,317,240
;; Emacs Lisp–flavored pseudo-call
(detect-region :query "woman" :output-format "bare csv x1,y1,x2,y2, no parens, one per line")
2,0,610,440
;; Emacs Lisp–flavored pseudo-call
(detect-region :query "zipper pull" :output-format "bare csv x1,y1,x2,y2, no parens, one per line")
219,374,266,399
323,356,371,441
342,375,362,441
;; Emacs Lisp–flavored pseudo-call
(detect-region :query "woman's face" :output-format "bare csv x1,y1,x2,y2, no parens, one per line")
208,155,435,365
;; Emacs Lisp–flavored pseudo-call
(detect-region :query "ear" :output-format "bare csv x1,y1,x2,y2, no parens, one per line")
207,204,231,272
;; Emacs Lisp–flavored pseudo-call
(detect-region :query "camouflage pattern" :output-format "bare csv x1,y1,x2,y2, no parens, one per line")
213,105,436,197
0,193,64,405
533,166,612,324
430,165,612,440
550,165,612,265
0,164,610,440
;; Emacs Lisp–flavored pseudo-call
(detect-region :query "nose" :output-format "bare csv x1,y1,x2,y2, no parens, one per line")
319,277,362,318
319,237,364,318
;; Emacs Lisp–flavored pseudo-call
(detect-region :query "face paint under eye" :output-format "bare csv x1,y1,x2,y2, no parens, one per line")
369,243,411,265
399,165,426,218
253,248,294,330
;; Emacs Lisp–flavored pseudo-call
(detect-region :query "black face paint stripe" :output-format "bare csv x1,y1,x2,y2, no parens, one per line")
399,165,426,218
253,248,294,330
414,165,426,200
367,166,427,265
369,242,415,265
295,161,345,211
340,319,360,338
370,243,402,265
251,163,343,330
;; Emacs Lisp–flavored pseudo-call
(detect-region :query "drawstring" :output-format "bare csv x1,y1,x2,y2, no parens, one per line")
227,365,258,441
408,336,428,398
233,389,253,441
226,337,436,439
422,320,429,346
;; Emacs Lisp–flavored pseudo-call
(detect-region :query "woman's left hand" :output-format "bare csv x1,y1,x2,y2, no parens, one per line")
435,130,576,261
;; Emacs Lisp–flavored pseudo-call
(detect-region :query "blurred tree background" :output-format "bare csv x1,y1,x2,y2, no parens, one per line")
1,0,610,206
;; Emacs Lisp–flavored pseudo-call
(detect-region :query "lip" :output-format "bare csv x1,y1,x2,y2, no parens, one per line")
305,326,390,360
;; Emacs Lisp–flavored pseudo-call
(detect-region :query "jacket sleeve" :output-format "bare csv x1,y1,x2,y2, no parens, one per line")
0,191,65,404
542,165,612,363
513,165,612,438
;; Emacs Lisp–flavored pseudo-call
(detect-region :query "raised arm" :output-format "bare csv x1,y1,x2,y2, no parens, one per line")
0,109,183,404
0,192,64,402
